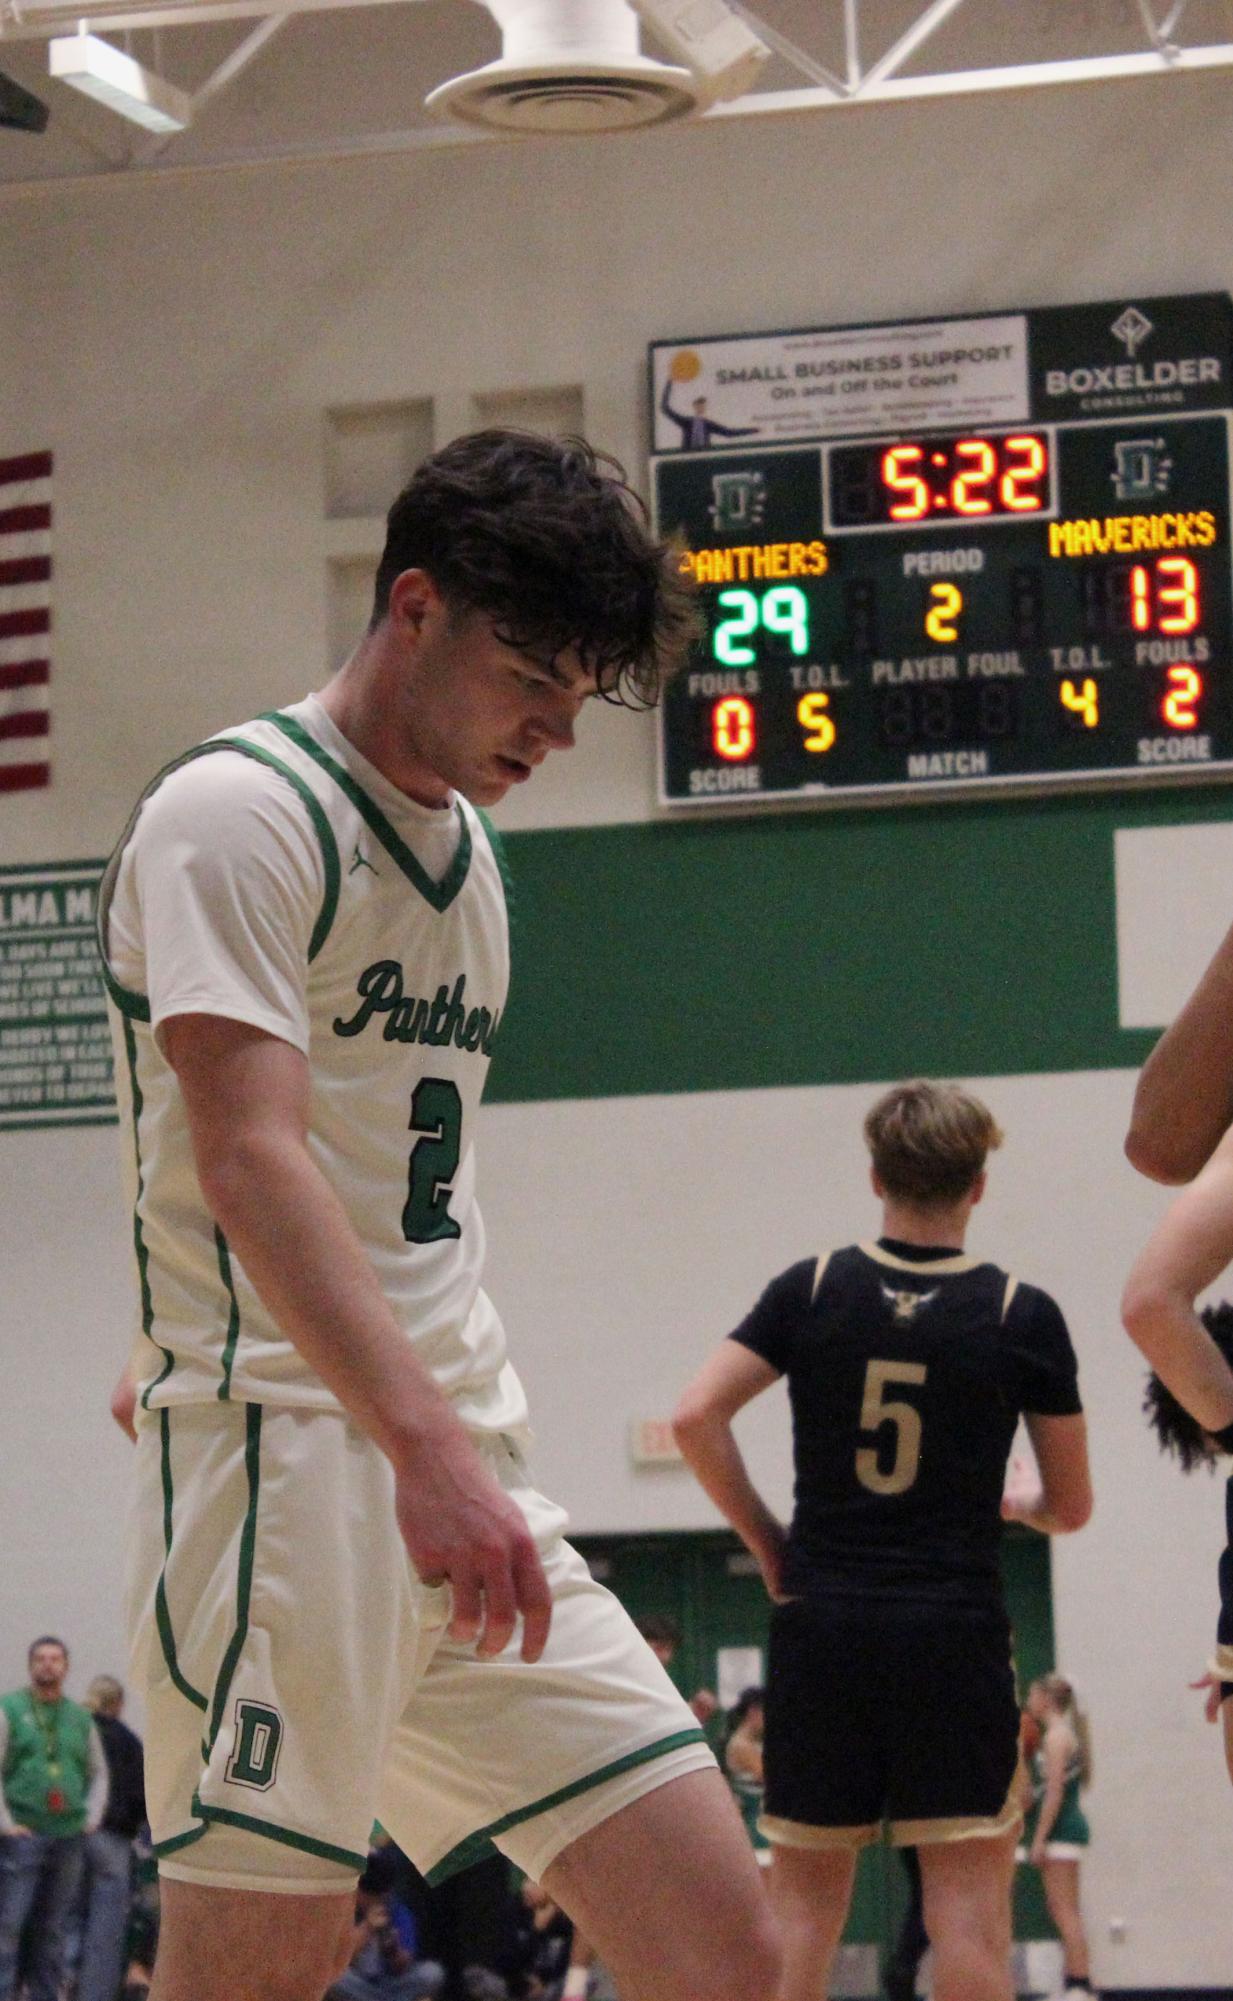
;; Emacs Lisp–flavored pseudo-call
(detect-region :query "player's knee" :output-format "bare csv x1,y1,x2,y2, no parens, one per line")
721,1902,781,1999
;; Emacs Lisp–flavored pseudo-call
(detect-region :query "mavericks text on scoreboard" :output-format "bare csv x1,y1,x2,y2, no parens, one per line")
650,294,1233,807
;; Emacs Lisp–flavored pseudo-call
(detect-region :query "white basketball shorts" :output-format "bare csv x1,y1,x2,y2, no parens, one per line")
129,1402,713,1894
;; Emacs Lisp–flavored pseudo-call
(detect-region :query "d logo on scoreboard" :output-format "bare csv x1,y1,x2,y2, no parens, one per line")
709,470,767,533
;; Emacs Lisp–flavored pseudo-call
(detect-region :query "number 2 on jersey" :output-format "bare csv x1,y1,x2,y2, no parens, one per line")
855,1359,928,1496
402,1077,462,1243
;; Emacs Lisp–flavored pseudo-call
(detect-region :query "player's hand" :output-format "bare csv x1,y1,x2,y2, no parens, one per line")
392,1438,552,1663
752,1519,790,1602
1029,1839,1046,1868
1000,1454,1042,1523
110,1367,139,1443
1190,1671,1224,1723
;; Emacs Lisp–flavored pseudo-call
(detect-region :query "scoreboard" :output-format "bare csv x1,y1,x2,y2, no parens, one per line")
650,295,1233,807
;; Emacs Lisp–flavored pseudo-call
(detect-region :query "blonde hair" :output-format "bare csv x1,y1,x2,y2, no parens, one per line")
864,1080,1003,1206
1034,1673,1092,1786
85,1675,124,1717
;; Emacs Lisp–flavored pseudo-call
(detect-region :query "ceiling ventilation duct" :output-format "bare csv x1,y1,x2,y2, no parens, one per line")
426,0,764,135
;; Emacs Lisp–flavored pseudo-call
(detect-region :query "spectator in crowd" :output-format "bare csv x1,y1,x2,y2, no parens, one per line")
326,1848,446,2001
75,1675,146,2001
633,1617,719,1730
500,1878,574,2000
0,1636,108,2001
1019,1676,1094,2000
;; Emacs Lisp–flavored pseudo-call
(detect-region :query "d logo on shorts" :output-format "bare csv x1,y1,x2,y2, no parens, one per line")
225,1700,284,1791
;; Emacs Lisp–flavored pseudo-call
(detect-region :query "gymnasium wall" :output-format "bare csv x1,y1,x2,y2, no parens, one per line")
3,63,1233,1983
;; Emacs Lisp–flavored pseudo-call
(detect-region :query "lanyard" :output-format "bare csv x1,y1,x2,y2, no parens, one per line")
28,1694,62,1778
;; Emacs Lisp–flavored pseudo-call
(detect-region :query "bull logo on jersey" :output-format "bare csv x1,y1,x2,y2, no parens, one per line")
881,1284,938,1324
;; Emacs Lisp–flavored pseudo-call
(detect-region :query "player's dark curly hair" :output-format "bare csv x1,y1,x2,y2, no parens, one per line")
1144,1301,1233,1471
370,430,699,706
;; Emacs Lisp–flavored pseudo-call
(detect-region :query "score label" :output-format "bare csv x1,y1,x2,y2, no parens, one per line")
651,294,1233,806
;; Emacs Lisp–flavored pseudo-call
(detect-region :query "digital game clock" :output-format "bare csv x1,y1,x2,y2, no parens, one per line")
650,294,1233,807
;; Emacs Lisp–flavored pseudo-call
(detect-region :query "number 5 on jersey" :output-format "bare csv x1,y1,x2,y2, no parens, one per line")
402,1077,462,1244
856,1359,928,1496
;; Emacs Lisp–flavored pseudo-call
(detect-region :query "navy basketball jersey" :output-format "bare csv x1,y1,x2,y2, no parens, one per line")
730,1239,1081,1604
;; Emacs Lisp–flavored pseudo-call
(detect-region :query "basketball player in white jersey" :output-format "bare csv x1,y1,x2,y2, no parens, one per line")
100,432,780,2001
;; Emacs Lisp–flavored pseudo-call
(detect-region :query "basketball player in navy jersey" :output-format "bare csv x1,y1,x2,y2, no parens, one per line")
673,1080,1092,2001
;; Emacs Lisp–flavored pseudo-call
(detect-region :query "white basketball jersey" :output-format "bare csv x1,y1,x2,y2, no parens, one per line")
100,695,529,1440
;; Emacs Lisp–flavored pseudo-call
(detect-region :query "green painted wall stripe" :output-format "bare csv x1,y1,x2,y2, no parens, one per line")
486,785,1233,1104
425,1726,707,1884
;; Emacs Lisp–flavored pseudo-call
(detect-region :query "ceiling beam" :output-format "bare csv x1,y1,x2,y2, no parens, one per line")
708,37,1233,116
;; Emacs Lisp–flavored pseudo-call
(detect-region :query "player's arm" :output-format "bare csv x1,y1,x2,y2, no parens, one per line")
1028,1725,1067,1862
672,1341,788,1600
1121,1126,1233,1435
1003,1414,1092,1534
161,1012,551,1663
1126,920,1233,1183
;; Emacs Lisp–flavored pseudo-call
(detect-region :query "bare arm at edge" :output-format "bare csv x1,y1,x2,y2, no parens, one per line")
1126,919,1233,1184
1005,1413,1092,1536
1121,1124,1233,1434
673,1341,788,1601
160,1012,551,1663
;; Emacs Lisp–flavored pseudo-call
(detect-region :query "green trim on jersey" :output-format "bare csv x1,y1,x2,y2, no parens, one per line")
475,806,513,910
191,1797,367,1873
214,1228,241,1402
155,1410,209,1715
120,1015,172,1410
204,1404,263,1761
97,735,342,1017
424,1727,708,1885
263,712,473,913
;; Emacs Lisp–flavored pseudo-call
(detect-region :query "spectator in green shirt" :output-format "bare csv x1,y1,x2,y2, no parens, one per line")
0,1636,108,2001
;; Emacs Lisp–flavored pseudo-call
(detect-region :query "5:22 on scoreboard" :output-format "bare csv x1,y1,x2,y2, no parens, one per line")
650,294,1233,808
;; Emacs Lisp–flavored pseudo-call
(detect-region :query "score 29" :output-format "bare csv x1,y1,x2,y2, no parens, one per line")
713,586,810,664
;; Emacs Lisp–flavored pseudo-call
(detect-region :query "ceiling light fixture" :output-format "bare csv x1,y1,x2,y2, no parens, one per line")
48,31,190,133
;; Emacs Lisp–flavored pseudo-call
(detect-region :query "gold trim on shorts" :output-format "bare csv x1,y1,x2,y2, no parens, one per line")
892,1775,1023,1848
759,1812,879,1852
761,1775,1023,1853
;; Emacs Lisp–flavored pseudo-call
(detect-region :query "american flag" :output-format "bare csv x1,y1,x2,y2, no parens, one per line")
0,450,52,793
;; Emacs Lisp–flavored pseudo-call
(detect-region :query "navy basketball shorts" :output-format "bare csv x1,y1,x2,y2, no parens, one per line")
761,1593,1022,1849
